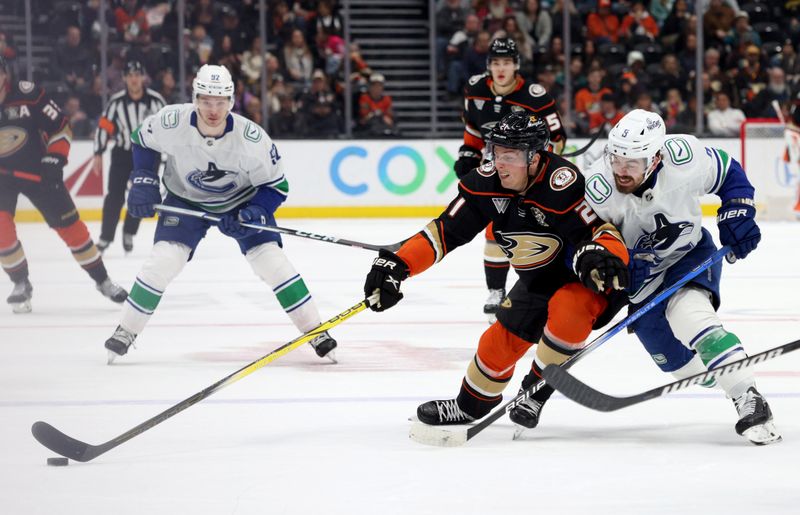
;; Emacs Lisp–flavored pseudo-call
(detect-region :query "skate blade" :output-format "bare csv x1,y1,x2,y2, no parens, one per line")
486,314,497,324
742,421,783,446
512,424,527,441
11,301,32,314
107,350,119,365
408,420,468,447
324,350,338,364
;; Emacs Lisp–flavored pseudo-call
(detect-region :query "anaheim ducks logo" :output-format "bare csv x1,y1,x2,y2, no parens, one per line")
497,232,562,269
0,126,28,158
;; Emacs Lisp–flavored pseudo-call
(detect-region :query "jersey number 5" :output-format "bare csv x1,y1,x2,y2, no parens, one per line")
545,113,561,132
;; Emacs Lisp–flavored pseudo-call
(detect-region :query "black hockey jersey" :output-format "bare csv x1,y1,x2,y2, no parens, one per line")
462,74,567,157
0,80,72,176
397,152,625,295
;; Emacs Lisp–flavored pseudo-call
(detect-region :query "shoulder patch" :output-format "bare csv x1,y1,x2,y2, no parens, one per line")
529,84,546,97
549,167,577,191
161,109,180,129
477,161,496,177
18,81,35,94
244,122,262,143
468,73,485,86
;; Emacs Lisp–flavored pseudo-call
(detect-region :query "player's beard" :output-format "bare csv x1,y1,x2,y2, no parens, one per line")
613,173,640,194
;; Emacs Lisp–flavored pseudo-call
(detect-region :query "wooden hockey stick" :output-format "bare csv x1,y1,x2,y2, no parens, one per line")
155,204,407,252
542,338,800,412
31,295,377,462
408,246,729,447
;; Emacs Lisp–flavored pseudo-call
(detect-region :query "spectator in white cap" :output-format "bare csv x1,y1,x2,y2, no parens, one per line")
358,72,396,136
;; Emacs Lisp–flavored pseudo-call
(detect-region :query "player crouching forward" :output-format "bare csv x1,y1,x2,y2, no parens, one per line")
584,109,780,444
103,64,337,364
364,113,629,430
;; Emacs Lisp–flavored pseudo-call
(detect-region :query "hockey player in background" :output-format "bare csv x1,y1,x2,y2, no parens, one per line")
583,109,780,444
103,64,338,364
456,38,567,322
782,99,800,217
0,56,128,313
364,113,628,430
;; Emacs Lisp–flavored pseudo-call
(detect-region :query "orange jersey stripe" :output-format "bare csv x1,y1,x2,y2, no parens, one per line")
396,233,437,277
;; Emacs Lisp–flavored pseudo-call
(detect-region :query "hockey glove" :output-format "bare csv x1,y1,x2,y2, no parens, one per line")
627,248,656,294
39,154,65,186
218,210,251,239
364,248,410,311
572,242,629,293
454,145,481,179
127,168,161,218
717,201,760,260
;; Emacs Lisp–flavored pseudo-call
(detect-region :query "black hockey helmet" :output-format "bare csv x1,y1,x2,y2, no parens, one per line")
486,37,520,70
486,112,550,164
124,60,144,75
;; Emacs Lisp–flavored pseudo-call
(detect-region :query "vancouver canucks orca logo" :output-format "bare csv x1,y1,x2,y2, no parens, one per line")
186,162,237,194
634,213,694,257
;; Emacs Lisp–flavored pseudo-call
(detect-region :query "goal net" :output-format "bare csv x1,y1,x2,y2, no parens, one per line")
740,118,799,220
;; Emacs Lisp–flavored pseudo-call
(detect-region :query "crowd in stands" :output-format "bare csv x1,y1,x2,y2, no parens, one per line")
2,0,799,139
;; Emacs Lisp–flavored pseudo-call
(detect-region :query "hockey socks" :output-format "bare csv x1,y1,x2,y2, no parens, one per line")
693,326,753,398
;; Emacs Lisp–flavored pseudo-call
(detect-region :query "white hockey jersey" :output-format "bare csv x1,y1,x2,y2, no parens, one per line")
584,134,732,304
132,103,287,212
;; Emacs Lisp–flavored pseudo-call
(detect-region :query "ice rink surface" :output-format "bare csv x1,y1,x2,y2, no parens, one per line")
1,217,798,515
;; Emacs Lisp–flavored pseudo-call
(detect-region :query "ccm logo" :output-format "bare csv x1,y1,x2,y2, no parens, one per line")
717,208,748,222
374,258,396,269
133,177,159,186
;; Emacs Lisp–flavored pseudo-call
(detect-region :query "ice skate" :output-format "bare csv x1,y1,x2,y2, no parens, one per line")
105,325,137,364
509,391,546,440
122,233,134,254
309,331,338,363
96,278,128,303
416,399,475,426
7,279,33,314
733,386,782,445
483,288,505,324
96,239,110,254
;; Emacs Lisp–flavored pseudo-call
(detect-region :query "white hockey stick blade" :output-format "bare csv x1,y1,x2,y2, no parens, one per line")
408,421,468,447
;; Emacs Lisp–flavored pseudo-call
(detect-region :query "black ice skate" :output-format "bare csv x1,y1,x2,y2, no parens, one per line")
7,278,33,314
483,288,505,323
309,331,338,363
733,386,782,445
96,239,110,254
417,399,475,425
122,233,134,253
509,390,547,439
105,325,137,364
96,278,128,303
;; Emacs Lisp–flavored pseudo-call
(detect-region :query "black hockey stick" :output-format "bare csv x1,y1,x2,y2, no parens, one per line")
409,246,730,446
154,204,407,252
561,123,607,158
31,295,376,462
542,338,800,412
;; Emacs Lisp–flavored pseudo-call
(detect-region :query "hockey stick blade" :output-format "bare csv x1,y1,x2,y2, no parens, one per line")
31,296,376,462
409,246,729,446
154,204,406,252
542,338,800,412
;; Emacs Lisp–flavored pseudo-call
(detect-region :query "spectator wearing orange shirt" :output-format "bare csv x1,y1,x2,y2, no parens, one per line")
588,92,623,131
586,0,620,44
574,68,611,121
358,73,395,137
114,0,150,44
619,1,659,43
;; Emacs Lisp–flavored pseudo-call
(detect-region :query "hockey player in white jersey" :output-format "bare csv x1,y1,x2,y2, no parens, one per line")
103,64,337,363
583,109,780,445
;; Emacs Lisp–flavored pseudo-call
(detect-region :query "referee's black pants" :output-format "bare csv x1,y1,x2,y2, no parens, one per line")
100,148,141,242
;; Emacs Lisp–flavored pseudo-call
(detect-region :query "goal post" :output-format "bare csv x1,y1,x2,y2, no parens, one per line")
740,118,799,220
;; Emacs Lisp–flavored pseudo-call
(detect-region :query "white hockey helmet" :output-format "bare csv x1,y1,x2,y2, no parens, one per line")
192,64,234,109
606,109,666,172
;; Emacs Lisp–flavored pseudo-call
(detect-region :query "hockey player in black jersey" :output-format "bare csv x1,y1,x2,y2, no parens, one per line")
364,113,628,431
0,56,127,313
456,38,568,321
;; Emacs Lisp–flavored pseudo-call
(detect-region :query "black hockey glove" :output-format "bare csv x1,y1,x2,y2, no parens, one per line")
717,200,760,260
39,154,65,186
454,145,481,179
364,249,410,312
572,242,629,293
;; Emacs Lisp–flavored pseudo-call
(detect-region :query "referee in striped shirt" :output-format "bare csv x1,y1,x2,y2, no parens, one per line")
92,60,165,253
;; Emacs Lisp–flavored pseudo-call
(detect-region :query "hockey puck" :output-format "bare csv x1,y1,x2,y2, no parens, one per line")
46,457,69,466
